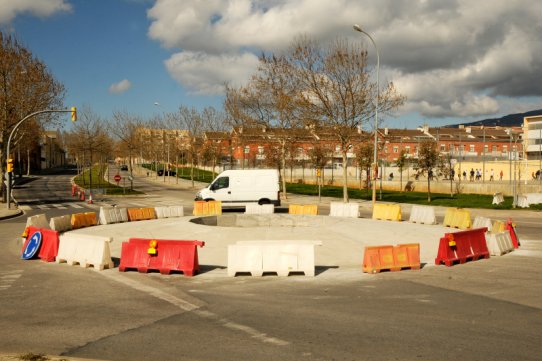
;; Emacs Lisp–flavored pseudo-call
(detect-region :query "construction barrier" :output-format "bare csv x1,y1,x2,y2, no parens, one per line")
155,206,184,219
329,202,359,218
56,233,114,271
472,216,492,232
362,243,420,273
227,240,322,277
492,192,504,205
99,206,129,225
435,227,489,266
372,203,402,221
119,238,205,276
245,204,274,215
408,205,436,225
506,219,520,248
516,194,529,208
21,226,60,262
288,204,318,216
486,231,514,256
127,207,157,221
443,208,472,229
492,220,506,234
25,214,50,229
49,214,73,233
71,212,97,229
193,201,222,216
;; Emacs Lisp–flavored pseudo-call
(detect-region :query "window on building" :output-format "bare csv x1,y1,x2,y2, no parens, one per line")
492,145,497,152
483,145,488,153
258,146,264,154
440,144,446,151
393,146,398,153
503,145,508,152
405,146,410,153
244,146,250,154
469,144,475,152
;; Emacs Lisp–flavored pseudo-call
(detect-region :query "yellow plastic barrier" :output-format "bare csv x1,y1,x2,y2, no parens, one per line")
71,212,97,229
288,204,318,215
492,220,506,234
192,201,222,216
127,208,157,221
372,203,402,221
443,208,471,229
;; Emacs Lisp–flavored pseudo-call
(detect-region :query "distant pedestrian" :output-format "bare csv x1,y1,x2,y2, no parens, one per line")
450,169,455,180
470,168,475,181
463,171,467,180
499,170,503,180
489,169,494,181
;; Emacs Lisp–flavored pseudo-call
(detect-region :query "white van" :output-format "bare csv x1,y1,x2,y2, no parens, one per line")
195,169,281,207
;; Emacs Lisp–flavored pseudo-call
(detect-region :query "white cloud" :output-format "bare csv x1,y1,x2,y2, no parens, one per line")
109,79,132,94
0,0,71,24
147,0,542,119
164,51,259,95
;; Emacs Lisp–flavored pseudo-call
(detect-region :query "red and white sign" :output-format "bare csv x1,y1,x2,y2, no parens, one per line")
114,174,122,183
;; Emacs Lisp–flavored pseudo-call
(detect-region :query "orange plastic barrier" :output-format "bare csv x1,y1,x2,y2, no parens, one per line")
71,212,97,229
119,238,205,277
192,201,222,216
288,204,318,215
127,208,157,221
434,227,489,266
506,219,520,248
362,243,420,273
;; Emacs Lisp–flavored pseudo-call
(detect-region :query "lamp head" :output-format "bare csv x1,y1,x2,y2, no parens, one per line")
353,24,363,32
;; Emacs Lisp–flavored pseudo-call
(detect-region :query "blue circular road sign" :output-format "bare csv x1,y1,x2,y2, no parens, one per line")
22,231,42,260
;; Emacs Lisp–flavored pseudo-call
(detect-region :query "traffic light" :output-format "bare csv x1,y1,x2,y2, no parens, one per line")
71,106,77,122
6,158,13,173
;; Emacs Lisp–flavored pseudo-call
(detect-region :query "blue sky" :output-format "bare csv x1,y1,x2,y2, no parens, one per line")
3,0,542,130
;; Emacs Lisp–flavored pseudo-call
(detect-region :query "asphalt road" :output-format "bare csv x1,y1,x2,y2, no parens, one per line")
1,168,541,361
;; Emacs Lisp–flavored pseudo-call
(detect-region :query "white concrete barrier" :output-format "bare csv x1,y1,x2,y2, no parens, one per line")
155,206,185,218
329,202,359,218
486,231,514,256
228,240,322,277
25,214,50,229
408,205,436,225
473,216,493,233
99,207,128,225
492,192,504,205
49,214,72,233
245,204,274,215
525,193,542,206
56,233,114,271
516,194,529,208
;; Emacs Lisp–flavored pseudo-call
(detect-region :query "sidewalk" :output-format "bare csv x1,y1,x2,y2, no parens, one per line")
0,206,23,220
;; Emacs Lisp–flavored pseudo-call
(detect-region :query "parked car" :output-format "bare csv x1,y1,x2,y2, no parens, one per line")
120,165,128,171
157,170,176,176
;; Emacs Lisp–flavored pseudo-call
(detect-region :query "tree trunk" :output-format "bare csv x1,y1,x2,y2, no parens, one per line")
342,150,348,202
427,176,431,202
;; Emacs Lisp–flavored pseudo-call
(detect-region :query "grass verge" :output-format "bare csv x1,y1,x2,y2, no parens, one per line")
74,165,143,195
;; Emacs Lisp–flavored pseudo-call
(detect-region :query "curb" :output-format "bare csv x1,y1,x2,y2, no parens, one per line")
0,209,23,221
0,354,108,361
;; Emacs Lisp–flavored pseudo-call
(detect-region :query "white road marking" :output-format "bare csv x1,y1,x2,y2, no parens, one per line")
0,270,23,291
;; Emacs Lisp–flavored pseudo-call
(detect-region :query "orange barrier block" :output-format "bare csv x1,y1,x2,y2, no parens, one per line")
192,201,222,216
288,204,318,215
127,208,156,221
363,243,420,273
71,212,97,229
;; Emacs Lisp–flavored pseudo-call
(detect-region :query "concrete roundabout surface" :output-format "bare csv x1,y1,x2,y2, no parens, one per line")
64,214,454,278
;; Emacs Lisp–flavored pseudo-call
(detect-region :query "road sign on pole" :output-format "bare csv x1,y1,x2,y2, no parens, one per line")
114,174,122,184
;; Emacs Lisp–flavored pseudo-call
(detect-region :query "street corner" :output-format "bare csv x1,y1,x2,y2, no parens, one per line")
0,208,23,221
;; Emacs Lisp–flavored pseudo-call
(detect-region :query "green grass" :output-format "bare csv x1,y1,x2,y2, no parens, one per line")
74,165,143,195
142,163,216,184
285,182,534,210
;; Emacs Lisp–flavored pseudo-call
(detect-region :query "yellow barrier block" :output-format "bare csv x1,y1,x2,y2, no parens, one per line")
372,203,401,221
443,208,455,227
443,208,471,229
84,212,97,227
288,204,317,215
71,212,97,229
288,204,300,215
492,220,506,234
141,207,157,220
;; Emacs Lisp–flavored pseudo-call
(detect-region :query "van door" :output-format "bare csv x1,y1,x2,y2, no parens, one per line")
209,176,231,203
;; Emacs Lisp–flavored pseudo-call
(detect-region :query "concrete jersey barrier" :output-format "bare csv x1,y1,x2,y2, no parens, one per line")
155,206,184,218
56,233,114,271
26,214,50,229
245,204,274,215
486,231,514,256
49,214,72,233
228,240,322,277
473,216,492,232
99,207,129,224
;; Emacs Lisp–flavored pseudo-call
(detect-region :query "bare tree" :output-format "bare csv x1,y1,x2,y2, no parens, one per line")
355,142,373,193
1,32,65,200
395,149,408,192
291,36,405,202
415,140,440,202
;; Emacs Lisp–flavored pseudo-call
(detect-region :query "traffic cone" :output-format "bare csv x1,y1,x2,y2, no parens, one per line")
80,191,85,201
88,192,93,204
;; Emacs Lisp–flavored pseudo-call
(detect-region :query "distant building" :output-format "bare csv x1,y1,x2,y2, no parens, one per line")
40,130,66,169
523,115,542,160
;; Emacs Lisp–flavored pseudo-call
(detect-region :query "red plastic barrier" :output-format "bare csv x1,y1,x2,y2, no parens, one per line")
21,226,60,262
119,238,205,276
506,219,520,249
435,227,489,267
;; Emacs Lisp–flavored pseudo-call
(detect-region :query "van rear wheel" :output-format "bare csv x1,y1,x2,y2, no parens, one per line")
258,199,271,205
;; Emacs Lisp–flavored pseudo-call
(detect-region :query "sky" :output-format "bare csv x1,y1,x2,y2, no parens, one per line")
2,0,542,130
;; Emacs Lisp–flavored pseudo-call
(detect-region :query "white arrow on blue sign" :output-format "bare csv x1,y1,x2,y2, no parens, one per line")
21,231,42,260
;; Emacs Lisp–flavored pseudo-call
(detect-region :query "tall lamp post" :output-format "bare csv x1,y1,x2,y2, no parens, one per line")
353,24,380,206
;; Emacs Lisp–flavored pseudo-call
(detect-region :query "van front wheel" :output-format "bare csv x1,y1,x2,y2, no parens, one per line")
258,199,271,205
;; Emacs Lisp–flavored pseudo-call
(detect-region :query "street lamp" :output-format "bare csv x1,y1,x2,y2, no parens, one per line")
353,24,380,206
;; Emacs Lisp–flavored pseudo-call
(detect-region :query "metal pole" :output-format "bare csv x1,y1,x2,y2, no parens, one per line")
6,109,73,209
353,24,379,206
509,132,512,185
482,127,486,183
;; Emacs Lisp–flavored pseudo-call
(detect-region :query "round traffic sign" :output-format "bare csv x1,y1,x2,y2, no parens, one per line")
22,231,42,260
114,174,122,182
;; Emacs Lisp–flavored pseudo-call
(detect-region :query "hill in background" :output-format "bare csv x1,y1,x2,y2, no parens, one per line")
445,109,542,128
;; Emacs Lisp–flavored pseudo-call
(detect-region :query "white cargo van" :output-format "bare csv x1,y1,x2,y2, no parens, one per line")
195,169,281,207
